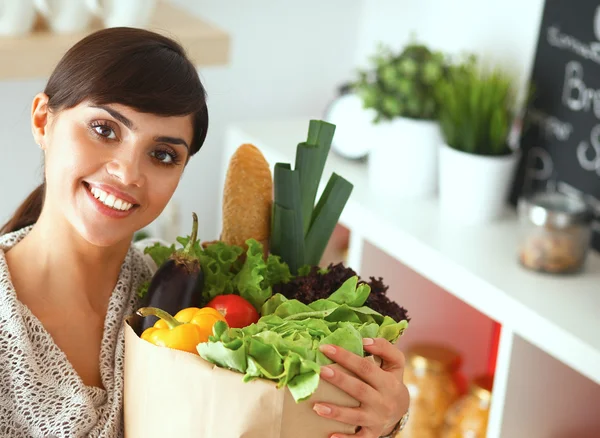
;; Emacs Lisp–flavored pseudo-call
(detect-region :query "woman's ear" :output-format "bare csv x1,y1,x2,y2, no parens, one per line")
31,93,50,150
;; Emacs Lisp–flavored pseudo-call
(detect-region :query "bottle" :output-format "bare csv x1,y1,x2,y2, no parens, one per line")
399,344,464,438
441,374,494,438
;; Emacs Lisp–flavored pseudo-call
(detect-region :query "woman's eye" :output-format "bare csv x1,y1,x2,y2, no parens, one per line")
151,149,178,165
92,124,117,140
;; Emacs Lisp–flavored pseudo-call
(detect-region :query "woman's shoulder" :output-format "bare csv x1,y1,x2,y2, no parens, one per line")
0,225,34,251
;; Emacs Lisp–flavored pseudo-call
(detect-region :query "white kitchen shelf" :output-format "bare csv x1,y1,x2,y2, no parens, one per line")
0,1,229,80
223,118,600,388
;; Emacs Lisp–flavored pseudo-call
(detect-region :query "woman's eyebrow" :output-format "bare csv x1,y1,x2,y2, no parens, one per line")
154,136,190,150
91,105,135,130
91,105,190,149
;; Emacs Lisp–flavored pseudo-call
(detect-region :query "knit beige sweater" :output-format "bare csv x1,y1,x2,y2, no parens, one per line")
0,226,154,437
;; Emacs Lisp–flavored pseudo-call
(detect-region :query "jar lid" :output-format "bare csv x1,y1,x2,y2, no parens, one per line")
518,192,593,228
407,343,462,372
470,375,494,402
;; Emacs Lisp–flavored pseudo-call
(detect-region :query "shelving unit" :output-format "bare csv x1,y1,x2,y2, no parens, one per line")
222,118,600,438
0,1,230,80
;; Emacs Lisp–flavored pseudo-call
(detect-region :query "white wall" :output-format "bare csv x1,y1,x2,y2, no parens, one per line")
166,0,364,241
0,79,46,228
0,0,364,241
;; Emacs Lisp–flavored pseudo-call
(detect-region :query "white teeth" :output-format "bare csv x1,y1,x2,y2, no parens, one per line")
104,194,116,208
87,185,134,211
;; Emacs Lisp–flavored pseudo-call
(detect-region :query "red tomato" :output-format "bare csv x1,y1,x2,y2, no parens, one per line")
206,295,260,328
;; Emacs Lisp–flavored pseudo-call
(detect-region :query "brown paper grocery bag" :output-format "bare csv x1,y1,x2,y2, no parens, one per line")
124,318,370,438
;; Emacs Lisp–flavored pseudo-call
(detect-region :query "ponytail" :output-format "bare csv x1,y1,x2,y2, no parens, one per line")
1,183,45,235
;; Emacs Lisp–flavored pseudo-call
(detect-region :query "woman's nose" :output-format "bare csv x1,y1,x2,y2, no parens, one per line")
106,152,145,187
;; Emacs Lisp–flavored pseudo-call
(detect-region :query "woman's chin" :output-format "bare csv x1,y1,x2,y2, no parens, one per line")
74,221,134,248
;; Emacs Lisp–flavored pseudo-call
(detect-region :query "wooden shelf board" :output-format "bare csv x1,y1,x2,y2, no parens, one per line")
0,1,229,80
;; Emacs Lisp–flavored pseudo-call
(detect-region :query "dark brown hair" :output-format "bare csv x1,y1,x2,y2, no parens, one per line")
1,27,208,234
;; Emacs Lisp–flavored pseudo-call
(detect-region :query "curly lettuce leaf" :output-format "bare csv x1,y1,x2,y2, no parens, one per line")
328,276,370,307
197,274,408,403
261,293,288,316
198,241,243,300
377,316,408,341
297,265,312,277
264,253,292,288
137,280,150,299
233,239,270,311
137,235,293,309
143,242,176,267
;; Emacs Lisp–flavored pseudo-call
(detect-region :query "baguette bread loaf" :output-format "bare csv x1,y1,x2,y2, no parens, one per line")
220,143,273,253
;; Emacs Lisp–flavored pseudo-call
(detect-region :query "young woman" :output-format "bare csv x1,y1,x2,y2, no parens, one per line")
0,27,409,438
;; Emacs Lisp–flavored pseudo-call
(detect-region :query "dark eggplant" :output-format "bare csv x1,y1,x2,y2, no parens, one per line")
139,212,204,331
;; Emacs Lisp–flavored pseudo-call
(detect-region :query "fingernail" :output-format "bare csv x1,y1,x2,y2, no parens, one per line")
320,344,336,355
362,338,374,346
320,366,334,378
313,403,332,415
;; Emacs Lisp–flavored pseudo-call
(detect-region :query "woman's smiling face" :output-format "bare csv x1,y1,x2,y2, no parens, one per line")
32,94,194,247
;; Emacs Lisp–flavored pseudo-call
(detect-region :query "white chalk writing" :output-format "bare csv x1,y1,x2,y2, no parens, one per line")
524,147,554,193
547,26,600,65
527,108,573,141
562,61,600,118
557,181,584,198
576,124,600,176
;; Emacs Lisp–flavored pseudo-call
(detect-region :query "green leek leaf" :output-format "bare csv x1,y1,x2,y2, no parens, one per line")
305,173,353,266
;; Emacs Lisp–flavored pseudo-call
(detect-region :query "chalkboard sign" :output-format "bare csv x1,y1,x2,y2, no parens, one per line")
511,0,600,252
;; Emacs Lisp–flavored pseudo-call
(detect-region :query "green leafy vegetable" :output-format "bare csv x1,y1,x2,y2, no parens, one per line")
138,236,291,311
199,241,244,300
270,120,354,274
137,280,150,299
233,240,272,310
265,253,293,287
272,163,305,274
144,242,176,267
197,275,408,403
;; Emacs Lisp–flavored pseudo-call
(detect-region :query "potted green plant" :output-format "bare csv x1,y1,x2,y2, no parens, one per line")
353,41,447,200
435,55,520,223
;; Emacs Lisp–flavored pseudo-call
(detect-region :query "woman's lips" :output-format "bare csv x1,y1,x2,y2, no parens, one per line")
86,181,140,205
83,182,138,219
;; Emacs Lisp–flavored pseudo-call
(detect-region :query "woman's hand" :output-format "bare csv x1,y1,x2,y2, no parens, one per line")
313,338,409,438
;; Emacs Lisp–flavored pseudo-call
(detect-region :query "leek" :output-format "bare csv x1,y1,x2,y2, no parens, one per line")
271,120,353,273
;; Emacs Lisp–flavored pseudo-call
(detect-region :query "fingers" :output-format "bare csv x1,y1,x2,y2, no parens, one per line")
362,338,405,370
312,402,378,429
316,340,410,438
328,426,376,438
319,364,380,405
319,344,386,390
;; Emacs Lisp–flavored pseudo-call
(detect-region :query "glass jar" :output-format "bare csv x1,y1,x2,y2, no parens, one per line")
398,344,464,438
441,375,494,438
517,192,593,274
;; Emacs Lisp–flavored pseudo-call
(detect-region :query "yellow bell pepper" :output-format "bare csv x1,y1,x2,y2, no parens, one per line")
137,306,226,354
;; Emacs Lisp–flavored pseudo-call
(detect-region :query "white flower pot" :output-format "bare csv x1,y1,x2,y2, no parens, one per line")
439,143,519,224
368,117,442,200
